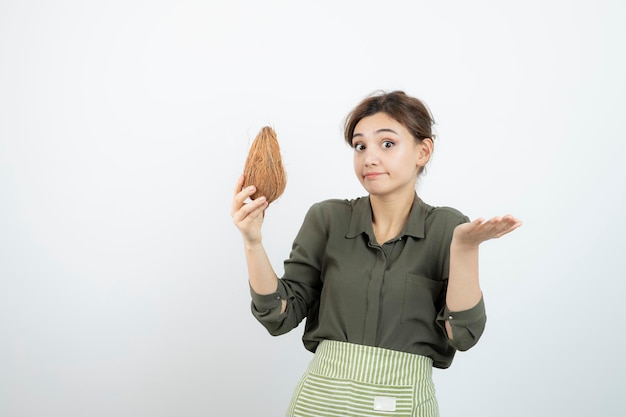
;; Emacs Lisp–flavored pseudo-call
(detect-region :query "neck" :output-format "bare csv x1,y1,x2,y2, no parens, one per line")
369,190,415,244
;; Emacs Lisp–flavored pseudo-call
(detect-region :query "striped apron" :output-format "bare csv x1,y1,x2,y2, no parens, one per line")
286,340,438,417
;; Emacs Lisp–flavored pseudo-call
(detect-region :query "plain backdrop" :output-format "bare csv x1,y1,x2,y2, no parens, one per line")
1,1,625,416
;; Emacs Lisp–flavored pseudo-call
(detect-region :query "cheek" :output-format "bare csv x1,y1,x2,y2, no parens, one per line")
404,148,421,165
395,153,419,175
353,155,365,180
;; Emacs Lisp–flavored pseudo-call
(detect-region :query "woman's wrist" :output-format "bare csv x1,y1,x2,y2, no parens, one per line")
450,237,480,253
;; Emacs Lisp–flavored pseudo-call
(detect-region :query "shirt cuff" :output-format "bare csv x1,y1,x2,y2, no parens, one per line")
442,296,485,326
249,283,286,314
437,296,486,351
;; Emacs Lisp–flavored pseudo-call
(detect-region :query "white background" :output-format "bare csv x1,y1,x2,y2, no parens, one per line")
1,1,625,416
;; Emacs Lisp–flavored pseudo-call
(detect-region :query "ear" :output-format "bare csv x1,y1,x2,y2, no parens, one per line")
416,138,433,167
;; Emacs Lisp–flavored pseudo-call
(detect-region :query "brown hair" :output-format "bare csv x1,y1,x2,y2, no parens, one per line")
344,90,435,146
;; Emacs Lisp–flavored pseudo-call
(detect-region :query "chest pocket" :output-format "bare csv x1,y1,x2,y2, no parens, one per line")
401,273,443,324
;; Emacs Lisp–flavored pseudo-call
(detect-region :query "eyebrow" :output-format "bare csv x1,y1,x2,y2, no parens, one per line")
352,128,399,139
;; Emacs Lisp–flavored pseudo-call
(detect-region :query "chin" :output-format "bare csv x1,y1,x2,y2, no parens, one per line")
363,187,389,197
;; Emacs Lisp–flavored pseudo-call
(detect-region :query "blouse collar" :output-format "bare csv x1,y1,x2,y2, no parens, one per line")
346,193,429,240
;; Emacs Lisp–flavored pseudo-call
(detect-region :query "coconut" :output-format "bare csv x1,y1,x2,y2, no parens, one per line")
242,126,287,204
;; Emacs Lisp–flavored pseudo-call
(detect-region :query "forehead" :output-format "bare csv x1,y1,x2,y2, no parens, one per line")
353,112,407,136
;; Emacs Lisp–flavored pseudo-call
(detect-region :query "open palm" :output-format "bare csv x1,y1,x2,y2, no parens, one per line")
453,215,522,248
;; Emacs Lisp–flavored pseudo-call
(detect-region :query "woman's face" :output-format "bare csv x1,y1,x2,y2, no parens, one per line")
351,112,430,198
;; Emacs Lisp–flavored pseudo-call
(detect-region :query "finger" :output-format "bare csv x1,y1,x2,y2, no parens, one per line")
231,184,257,215
478,217,502,234
230,175,246,215
238,185,256,203
462,218,484,231
469,216,508,240
504,215,523,229
489,216,520,231
234,201,268,230
493,216,522,237
246,198,269,221
232,174,245,198
499,215,522,229
233,196,267,223
502,219,523,235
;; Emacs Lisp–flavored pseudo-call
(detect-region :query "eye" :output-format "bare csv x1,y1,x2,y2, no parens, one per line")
354,143,366,152
382,140,394,149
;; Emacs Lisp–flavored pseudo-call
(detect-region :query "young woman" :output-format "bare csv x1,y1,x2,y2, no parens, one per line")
231,91,521,416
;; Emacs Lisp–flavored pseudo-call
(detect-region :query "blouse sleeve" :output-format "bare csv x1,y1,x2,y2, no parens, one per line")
250,203,326,336
436,296,486,351
432,208,487,352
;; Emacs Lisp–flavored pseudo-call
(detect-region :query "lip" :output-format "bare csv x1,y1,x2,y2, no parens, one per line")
364,172,384,179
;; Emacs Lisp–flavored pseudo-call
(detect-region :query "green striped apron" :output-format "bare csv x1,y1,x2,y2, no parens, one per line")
287,340,438,417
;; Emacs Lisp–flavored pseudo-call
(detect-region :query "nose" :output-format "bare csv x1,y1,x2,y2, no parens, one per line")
363,148,380,166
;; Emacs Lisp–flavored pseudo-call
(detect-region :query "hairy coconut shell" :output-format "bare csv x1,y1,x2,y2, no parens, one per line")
242,126,287,204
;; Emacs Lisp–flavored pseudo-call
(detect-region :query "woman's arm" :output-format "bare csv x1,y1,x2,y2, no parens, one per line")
445,215,522,339
231,175,286,313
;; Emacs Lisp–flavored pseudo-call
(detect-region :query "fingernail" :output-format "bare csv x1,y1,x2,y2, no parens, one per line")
247,186,255,192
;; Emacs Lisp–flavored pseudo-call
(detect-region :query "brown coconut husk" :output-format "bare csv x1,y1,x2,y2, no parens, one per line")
242,126,287,204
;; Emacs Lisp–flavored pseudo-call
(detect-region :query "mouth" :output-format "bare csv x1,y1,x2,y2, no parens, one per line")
364,172,384,179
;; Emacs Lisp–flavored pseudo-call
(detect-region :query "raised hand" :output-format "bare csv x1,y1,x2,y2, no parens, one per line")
452,215,522,249
231,175,269,246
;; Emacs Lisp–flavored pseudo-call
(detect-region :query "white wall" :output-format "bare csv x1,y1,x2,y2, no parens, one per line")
1,1,624,416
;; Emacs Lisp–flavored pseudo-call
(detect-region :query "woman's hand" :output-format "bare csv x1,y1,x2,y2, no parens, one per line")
452,214,522,249
231,175,269,246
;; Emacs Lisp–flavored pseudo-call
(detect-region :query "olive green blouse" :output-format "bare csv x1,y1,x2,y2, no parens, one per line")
250,195,486,369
